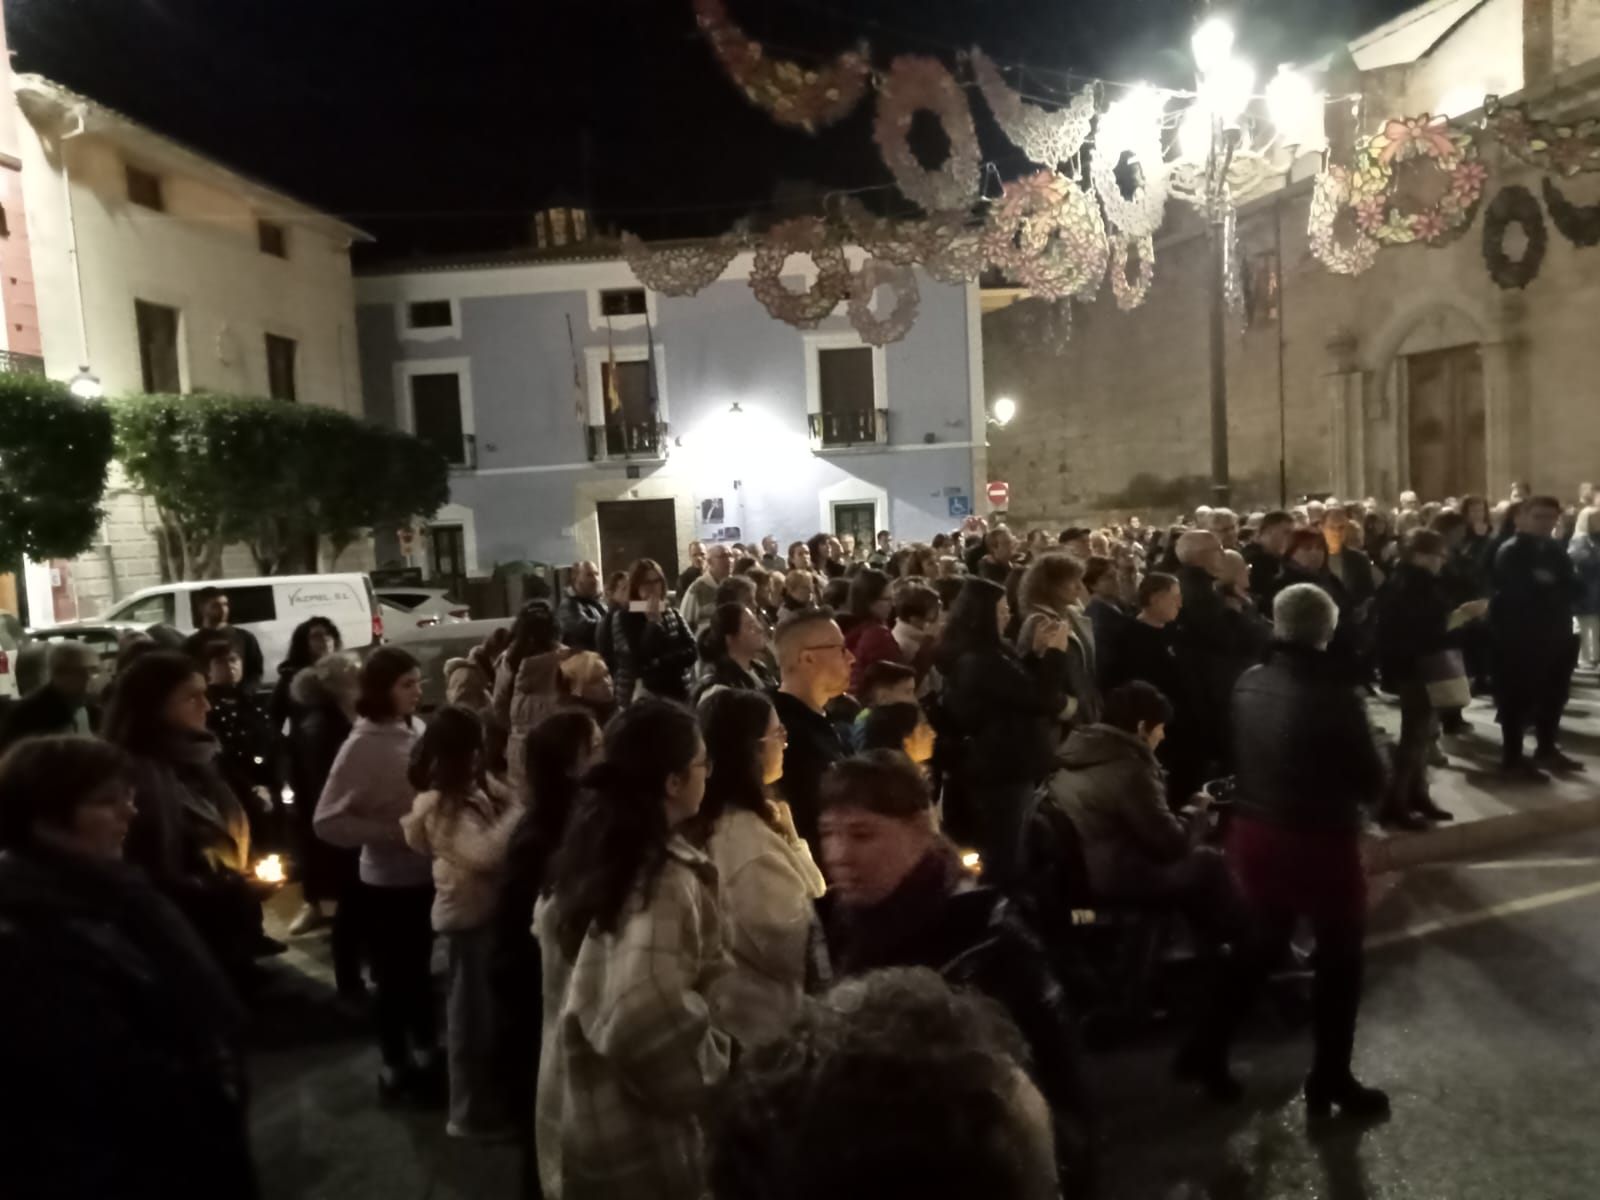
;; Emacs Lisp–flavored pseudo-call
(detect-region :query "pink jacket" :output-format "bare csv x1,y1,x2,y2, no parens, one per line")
313,717,428,887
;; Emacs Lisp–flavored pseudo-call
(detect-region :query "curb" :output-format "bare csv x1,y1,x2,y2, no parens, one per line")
1364,793,1600,875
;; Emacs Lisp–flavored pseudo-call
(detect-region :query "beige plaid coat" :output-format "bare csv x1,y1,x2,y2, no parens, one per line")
534,835,733,1200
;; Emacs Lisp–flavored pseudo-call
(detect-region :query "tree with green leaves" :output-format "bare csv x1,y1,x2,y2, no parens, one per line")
113,393,450,580
0,371,114,566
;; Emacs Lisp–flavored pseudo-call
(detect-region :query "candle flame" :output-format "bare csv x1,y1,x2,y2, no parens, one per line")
254,853,285,884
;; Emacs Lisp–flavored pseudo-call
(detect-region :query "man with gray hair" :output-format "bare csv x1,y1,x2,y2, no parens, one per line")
0,641,99,751
1208,507,1240,551
1175,581,1389,1112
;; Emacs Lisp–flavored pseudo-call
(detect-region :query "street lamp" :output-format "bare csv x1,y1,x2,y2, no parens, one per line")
990,395,1017,427
68,366,103,399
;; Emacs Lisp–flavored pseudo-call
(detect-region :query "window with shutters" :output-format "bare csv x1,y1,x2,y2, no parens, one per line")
135,300,182,393
803,333,888,450
399,359,475,468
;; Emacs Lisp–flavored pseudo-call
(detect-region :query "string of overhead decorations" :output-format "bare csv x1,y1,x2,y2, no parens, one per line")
618,0,1600,347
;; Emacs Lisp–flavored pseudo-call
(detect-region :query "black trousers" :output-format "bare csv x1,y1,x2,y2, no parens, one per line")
331,865,368,996
1385,681,1436,816
364,883,438,1070
1496,636,1577,761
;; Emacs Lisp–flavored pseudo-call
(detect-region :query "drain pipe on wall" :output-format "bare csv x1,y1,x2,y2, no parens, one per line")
61,108,92,373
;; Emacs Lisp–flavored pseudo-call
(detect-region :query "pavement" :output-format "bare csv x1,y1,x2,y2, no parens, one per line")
244,670,1600,1200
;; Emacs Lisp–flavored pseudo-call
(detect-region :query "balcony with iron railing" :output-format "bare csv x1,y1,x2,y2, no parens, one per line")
808,406,889,452
586,418,670,463
422,431,477,471
0,350,46,377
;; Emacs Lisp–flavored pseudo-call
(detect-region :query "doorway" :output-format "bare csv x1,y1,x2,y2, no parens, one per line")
1406,345,1485,500
596,498,680,588
428,524,467,595
830,501,878,550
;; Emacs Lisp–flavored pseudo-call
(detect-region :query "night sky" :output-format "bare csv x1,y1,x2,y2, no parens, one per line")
6,0,1416,260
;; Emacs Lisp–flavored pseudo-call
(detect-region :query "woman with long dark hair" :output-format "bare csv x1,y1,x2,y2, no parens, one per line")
692,689,823,1046
609,558,697,706
270,617,343,731
494,602,571,795
103,651,266,981
841,567,902,696
692,602,774,703
271,617,344,936
402,705,523,1139
314,646,438,1105
534,699,730,1200
936,577,1070,884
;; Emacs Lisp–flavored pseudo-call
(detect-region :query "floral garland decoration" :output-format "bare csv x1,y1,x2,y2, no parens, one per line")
969,48,1095,168
1542,177,1600,248
835,196,963,267
621,232,743,298
921,228,989,284
982,170,1108,301
846,258,921,346
1090,96,1171,240
873,55,982,213
694,0,870,134
1349,115,1486,246
1484,97,1600,177
1481,185,1547,290
1307,166,1381,276
1108,233,1155,311
748,217,852,328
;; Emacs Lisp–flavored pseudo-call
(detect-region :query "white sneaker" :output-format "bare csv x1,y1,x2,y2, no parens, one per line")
288,903,326,936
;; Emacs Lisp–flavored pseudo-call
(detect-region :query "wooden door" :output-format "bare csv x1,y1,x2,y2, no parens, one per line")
596,499,679,587
831,502,878,548
1406,345,1486,499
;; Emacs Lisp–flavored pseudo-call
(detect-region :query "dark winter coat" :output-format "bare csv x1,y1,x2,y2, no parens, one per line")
939,644,1072,785
182,625,265,690
1375,562,1456,690
0,684,91,753
771,689,848,856
690,654,775,705
207,683,278,800
1229,642,1385,833
1243,542,1282,609
1491,534,1578,649
609,607,697,704
1046,724,1186,896
556,591,609,651
286,667,354,822
844,618,903,697
0,844,255,1200
1572,533,1600,618
1174,565,1259,740
817,840,1088,1186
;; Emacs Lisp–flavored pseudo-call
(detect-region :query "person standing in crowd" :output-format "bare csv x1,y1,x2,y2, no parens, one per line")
1561,483,1596,544
534,699,730,1200
610,558,698,707
104,651,267,982
681,544,734,633
1570,506,1600,671
1170,531,1256,791
315,646,440,1105
402,706,524,1141
446,627,511,717
786,540,814,574
1432,510,1493,715
201,641,279,825
1083,555,1131,660
938,577,1070,882
1017,553,1100,731
859,701,938,766
0,640,97,751
691,690,824,1046
842,567,902,695
781,567,816,613
840,532,860,564
183,588,265,689
268,617,343,737
1179,585,1389,1115
771,608,853,855
495,602,573,797
557,561,608,651
0,737,258,1200
891,581,943,688
1208,507,1241,551
970,525,1019,579
677,541,707,597
868,529,895,567
693,602,776,703
1375,530,1486,829
284,653,366,994
1492,496,1583,775
709,968,1062,1200
593,571,628,675
815,752,1089,1188
1057,527,1093,563
808,532,847,580
758,535,785,573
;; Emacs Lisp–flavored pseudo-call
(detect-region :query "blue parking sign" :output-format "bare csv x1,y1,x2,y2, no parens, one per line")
948,495,972,518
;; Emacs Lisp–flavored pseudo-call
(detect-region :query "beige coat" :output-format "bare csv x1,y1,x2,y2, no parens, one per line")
705,804,826,1047
400,784,522,931
534,836,733,1200
495,649,571,795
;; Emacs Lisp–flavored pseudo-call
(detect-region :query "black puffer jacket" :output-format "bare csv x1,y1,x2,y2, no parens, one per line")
286,666,354,819
0,845,256,1200
939,645,1071,784
1375,562,1455,689
1229,643,1385,833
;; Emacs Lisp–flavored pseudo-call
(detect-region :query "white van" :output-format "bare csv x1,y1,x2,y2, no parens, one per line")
98,573,383,680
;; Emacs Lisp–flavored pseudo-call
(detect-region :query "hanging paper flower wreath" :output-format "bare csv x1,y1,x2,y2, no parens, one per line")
1091,104,1171,241
1349,115,1486,246
846,258,921,346
922,230,988,284
1307,166,1381,276
1484,97,1600,178
1481,185,1547,290
834,196,961,267
874,55,982,214
621,232,742,298
749,218,852,328
1108,233,1155,311
1542,177,1600,248
970,48,1095,168
694,0,870,134
982,171,1108,301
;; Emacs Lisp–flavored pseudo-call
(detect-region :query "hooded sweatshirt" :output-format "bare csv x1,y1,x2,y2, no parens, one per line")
314,717,427,887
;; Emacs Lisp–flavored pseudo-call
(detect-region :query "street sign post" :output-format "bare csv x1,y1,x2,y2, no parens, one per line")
987,481,1010,509
948,495,972,518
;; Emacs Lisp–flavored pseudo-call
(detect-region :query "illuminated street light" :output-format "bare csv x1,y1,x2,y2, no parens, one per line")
991,396,1017,427
1266,65,1324,148
68,366,103,399
1191,17,1235,77
1202,55,1256,127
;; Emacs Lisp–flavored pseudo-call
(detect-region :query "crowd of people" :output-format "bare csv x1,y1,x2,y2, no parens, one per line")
0,478,1593,1199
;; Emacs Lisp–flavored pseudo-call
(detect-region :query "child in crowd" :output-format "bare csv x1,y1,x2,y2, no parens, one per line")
851,661,919,750
401,705,523,1140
